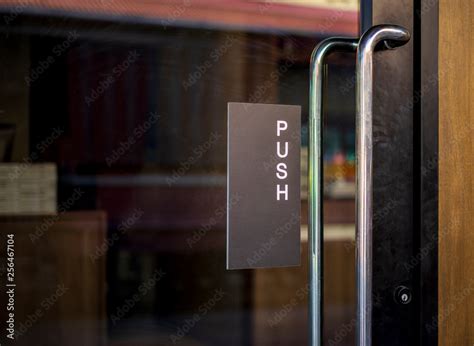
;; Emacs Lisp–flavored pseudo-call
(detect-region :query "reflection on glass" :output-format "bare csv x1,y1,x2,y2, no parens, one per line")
0,1,357,345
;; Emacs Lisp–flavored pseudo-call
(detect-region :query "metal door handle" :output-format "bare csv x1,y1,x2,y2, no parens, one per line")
356,25,410,346
309,37,358,346
309,25,409,346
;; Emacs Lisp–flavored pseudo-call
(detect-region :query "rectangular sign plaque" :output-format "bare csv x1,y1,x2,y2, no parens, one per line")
227,102,301,269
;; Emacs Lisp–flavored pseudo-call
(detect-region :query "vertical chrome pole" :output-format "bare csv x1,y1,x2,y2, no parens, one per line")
309,38,357,346
356,25,410,346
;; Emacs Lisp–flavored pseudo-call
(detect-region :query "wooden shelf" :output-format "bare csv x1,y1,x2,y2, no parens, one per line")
59,175,355,230
301,198,355,225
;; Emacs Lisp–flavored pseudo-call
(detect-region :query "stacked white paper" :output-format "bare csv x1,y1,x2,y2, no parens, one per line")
0,163,57,215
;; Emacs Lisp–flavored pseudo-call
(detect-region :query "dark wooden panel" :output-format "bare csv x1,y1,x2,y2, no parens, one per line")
0,212,106,346
253,240,355,346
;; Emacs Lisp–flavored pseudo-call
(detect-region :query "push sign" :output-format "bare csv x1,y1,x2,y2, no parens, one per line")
227,103,301,269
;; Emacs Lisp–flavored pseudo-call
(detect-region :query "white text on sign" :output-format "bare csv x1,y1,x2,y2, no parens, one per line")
276,120,289,201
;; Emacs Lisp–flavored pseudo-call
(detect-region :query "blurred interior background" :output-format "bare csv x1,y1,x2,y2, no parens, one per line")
0,0,358,345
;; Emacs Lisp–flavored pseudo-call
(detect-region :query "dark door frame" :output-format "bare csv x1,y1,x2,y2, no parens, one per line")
361,0,438,344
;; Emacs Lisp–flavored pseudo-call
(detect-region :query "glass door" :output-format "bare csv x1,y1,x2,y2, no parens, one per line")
0,1,366,345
